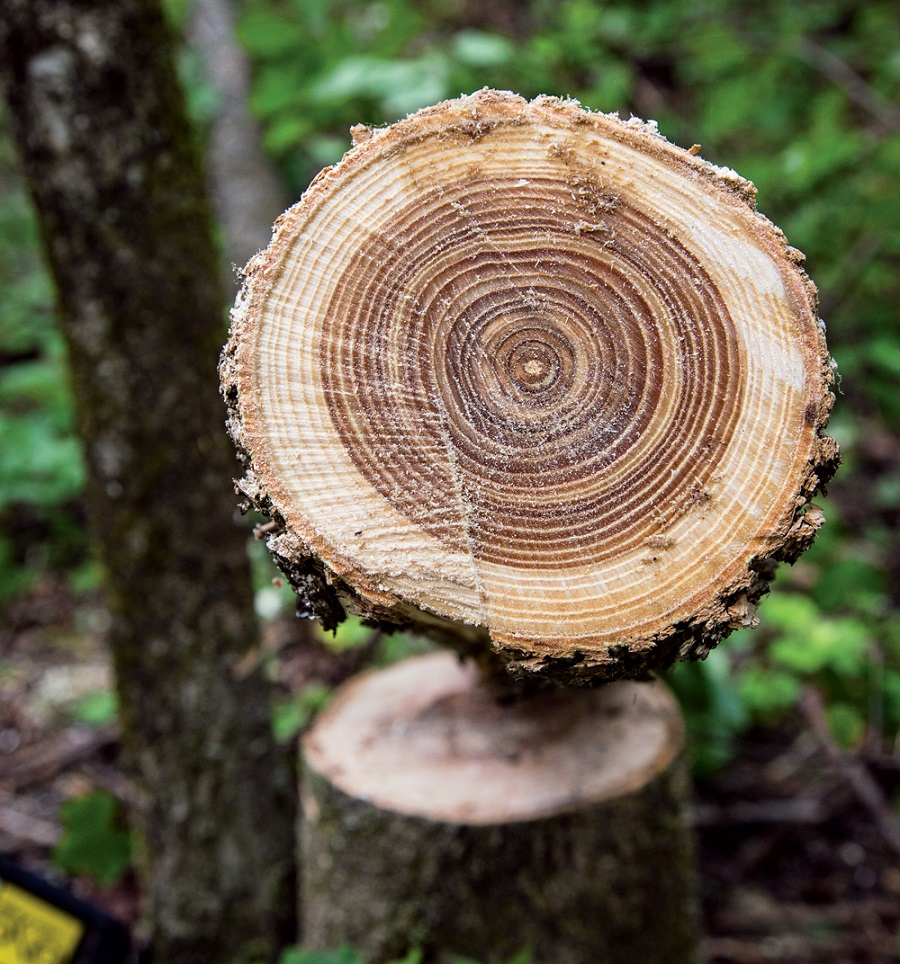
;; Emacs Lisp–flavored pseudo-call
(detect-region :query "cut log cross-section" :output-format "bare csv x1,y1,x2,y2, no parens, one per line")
221,89,838,682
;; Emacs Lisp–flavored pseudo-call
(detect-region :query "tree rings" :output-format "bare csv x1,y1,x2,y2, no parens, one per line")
221,89,838,681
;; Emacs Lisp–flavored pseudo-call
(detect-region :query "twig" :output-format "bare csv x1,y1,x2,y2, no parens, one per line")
692,797,827,826
816,231,885,321
702,936,768,963
0,792,60,848
794,37,900,134
0,725,118,792
800,685,900,856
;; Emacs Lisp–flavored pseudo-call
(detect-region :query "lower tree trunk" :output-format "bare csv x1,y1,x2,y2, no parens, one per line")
0,2,296,960
301,652,701,964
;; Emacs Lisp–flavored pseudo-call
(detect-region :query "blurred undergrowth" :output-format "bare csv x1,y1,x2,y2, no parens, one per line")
52,791,133,888
2,0,900,774
0,115,90,604
278,943,532,963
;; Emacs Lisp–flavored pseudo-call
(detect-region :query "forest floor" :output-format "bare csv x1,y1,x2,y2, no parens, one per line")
0,580,898,964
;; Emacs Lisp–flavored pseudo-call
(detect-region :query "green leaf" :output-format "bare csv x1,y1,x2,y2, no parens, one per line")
280,948,363,964
814,557,888,613
668,649,748,733
52,792,132,887
866,335,900,378
72,690,119,727
0,410,85,508
238,10,310,58
503,951,533,964
0,536,35,603
685,22,751,77
317,614,374,651
738,667,802,716
759,593,820,635
307,134,351,168
308,54,450,118
770,616,870,677
251,64,311,117
581,60,634,111
0,358,74,421
826,702,865,749
452,31,515,68
278,947,421,964
272,685,332,742
390,950,424,964
264,116,316,155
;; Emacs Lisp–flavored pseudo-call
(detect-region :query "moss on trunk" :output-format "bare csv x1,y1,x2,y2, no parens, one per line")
0,1,296,960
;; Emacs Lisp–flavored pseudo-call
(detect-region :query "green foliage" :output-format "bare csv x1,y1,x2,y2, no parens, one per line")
72,689,119,727
667,648,749,775
52,791,133,887
0,109,89,603
280,948,363,964
237,0,900,431
670,493,900,765
454,953,531,964
272,683,333,742
0,361,84,507
280,948,420,964
767,501,899,749
1,0,899,787
315,613,374,651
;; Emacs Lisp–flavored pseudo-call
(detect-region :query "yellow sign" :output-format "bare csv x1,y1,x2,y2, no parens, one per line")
0,880,84,964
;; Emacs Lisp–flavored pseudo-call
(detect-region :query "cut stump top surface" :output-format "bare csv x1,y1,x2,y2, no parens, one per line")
222,89,838,682
302,651,684,824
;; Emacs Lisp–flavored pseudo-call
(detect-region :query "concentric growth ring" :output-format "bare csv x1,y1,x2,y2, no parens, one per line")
322,183,741,570
223,90,838,681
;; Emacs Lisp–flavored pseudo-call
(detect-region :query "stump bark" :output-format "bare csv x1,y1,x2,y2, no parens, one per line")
221,89,838,683
301,652,700,964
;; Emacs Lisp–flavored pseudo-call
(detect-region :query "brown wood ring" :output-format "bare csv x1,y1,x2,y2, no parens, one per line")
221,89,838,683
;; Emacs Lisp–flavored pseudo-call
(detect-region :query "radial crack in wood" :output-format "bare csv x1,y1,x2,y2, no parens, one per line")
220,89,839,683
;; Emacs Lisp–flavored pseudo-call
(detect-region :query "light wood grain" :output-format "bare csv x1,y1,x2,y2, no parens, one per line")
304,652,684,824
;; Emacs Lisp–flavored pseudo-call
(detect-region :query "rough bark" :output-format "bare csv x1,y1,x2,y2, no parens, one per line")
221,89,839,685
0,1,295,960
301,652,701,964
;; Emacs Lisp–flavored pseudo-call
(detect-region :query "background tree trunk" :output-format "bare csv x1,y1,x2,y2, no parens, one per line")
301,652,701,964
187,0,289,278
0,1,296,960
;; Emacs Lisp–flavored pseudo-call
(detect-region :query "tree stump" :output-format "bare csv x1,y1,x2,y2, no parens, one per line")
221,89,838,683
301,651,699,964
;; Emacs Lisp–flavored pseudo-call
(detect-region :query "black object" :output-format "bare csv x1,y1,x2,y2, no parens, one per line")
0,854,130,964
